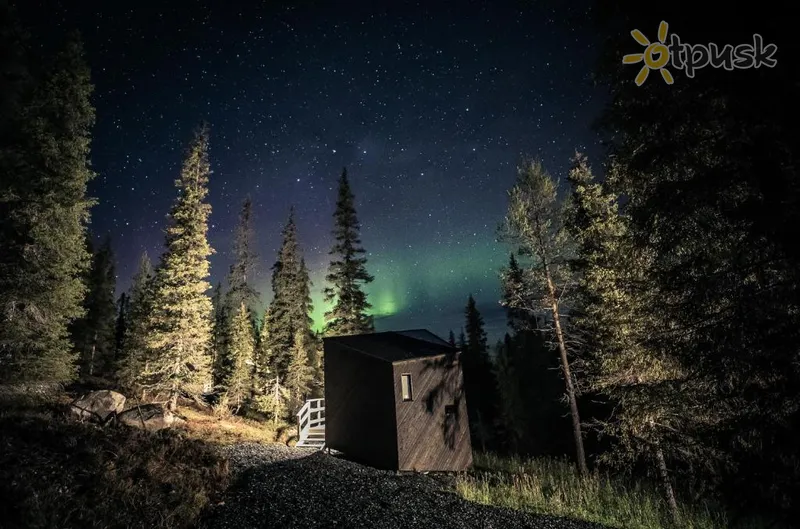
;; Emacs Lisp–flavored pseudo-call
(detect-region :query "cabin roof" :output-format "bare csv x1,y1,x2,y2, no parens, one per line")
323,329,456,363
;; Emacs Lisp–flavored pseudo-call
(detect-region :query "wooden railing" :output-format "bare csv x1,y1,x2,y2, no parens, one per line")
297,398,325,445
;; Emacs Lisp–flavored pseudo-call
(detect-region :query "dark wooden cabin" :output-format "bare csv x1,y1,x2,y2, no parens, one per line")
323,329,472,472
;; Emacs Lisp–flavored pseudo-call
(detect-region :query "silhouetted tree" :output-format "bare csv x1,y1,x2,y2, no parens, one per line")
324,168,374,335
0,23,94,384
265,209,313,376
462,294,498,451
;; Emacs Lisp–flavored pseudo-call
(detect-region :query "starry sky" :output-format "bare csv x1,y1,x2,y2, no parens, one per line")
23,0,605,341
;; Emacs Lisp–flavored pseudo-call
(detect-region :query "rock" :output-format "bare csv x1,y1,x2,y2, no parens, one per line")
70,390,126,423
118,404,185,431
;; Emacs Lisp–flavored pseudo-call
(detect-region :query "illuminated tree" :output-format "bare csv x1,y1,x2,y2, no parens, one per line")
222,302,255,413
142,125,214,410
285,329,314,412
324,168,374,336
502,159,588,475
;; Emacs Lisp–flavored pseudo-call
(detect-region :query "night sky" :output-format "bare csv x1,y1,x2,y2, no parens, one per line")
23,0,605,340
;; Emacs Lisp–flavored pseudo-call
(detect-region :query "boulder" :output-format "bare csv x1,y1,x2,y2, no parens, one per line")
118,404,186,431
70,390,126,423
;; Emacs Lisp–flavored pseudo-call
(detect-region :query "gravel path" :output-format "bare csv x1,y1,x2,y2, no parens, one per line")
199,443,610,529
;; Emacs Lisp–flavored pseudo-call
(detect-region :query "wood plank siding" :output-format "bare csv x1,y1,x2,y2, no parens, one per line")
393,352,473,471
324,341,399,469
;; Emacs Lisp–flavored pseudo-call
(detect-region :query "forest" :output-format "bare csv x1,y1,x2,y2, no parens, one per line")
1,1,798,529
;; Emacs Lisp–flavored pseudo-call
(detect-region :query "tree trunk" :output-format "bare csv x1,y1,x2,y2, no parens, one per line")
545,269,588,475
89,331,98,376
167,390,178,411
654,444,680,525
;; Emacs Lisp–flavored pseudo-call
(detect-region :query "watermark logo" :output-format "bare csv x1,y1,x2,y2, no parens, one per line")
623,21,778,86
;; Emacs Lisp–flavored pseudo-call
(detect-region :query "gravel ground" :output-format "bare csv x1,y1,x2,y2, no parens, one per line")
199,443,610,529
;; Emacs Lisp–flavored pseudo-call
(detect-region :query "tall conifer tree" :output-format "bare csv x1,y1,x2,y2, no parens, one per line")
462,294,498,451
222,302,255,412
285,329,314,412
0,25,95,383
143,125,214,410
324,168,374,336
502,159,588,474
118,252,153,389
226,197,259,313
265,209,312,375
73,236,116,376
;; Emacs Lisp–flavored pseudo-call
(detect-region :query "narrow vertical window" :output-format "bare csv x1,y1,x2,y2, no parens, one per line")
401,373,413,401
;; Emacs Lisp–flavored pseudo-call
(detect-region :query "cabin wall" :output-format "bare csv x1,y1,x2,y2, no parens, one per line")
324,343,398,469
393,353,473,471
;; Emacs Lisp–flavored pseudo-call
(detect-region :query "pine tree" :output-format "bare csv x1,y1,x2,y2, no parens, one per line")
252,307,273,395
210,282,226,386
265,209,313,376
567,153,698,518
457,329,466,350
494,332,526,452
222,302,255,413
501,253,530,334
227,197,259,313
324,168,374,336
143,125,214,410
117,252,153,389
502,159,588,474
114,292,128,357
448,330,456,347
462,295,498,451
73,236,116,376
216,198,259,397
0,27,95,384
285,329,314,412
254,375,289,427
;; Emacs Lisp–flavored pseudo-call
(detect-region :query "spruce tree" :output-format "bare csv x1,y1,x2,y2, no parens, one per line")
567,153,690,518
227,197,259,313
502,159,588,474
210,281,226,386
222,302,255,413
462,295,498,451
143,125,214,410
252,307,273,395
324,168,374,336
117,252,153,389
494,332,526,452
285,329,314,412
114,292,128,357
0,28,95,384
448,330,456,347
265,209,313,375
73,236,116,376
216,198,259,396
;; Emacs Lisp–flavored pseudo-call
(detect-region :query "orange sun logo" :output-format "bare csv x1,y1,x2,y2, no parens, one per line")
623,21,674,86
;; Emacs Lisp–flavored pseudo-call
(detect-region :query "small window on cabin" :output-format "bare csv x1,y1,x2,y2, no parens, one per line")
401,374,413,401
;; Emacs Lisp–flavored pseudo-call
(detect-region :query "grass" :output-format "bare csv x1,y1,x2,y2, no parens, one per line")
179,406,293,445
455,453,775,529
0,389,286,529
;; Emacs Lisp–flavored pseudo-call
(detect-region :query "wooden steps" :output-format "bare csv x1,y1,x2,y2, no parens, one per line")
296,399,326,448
